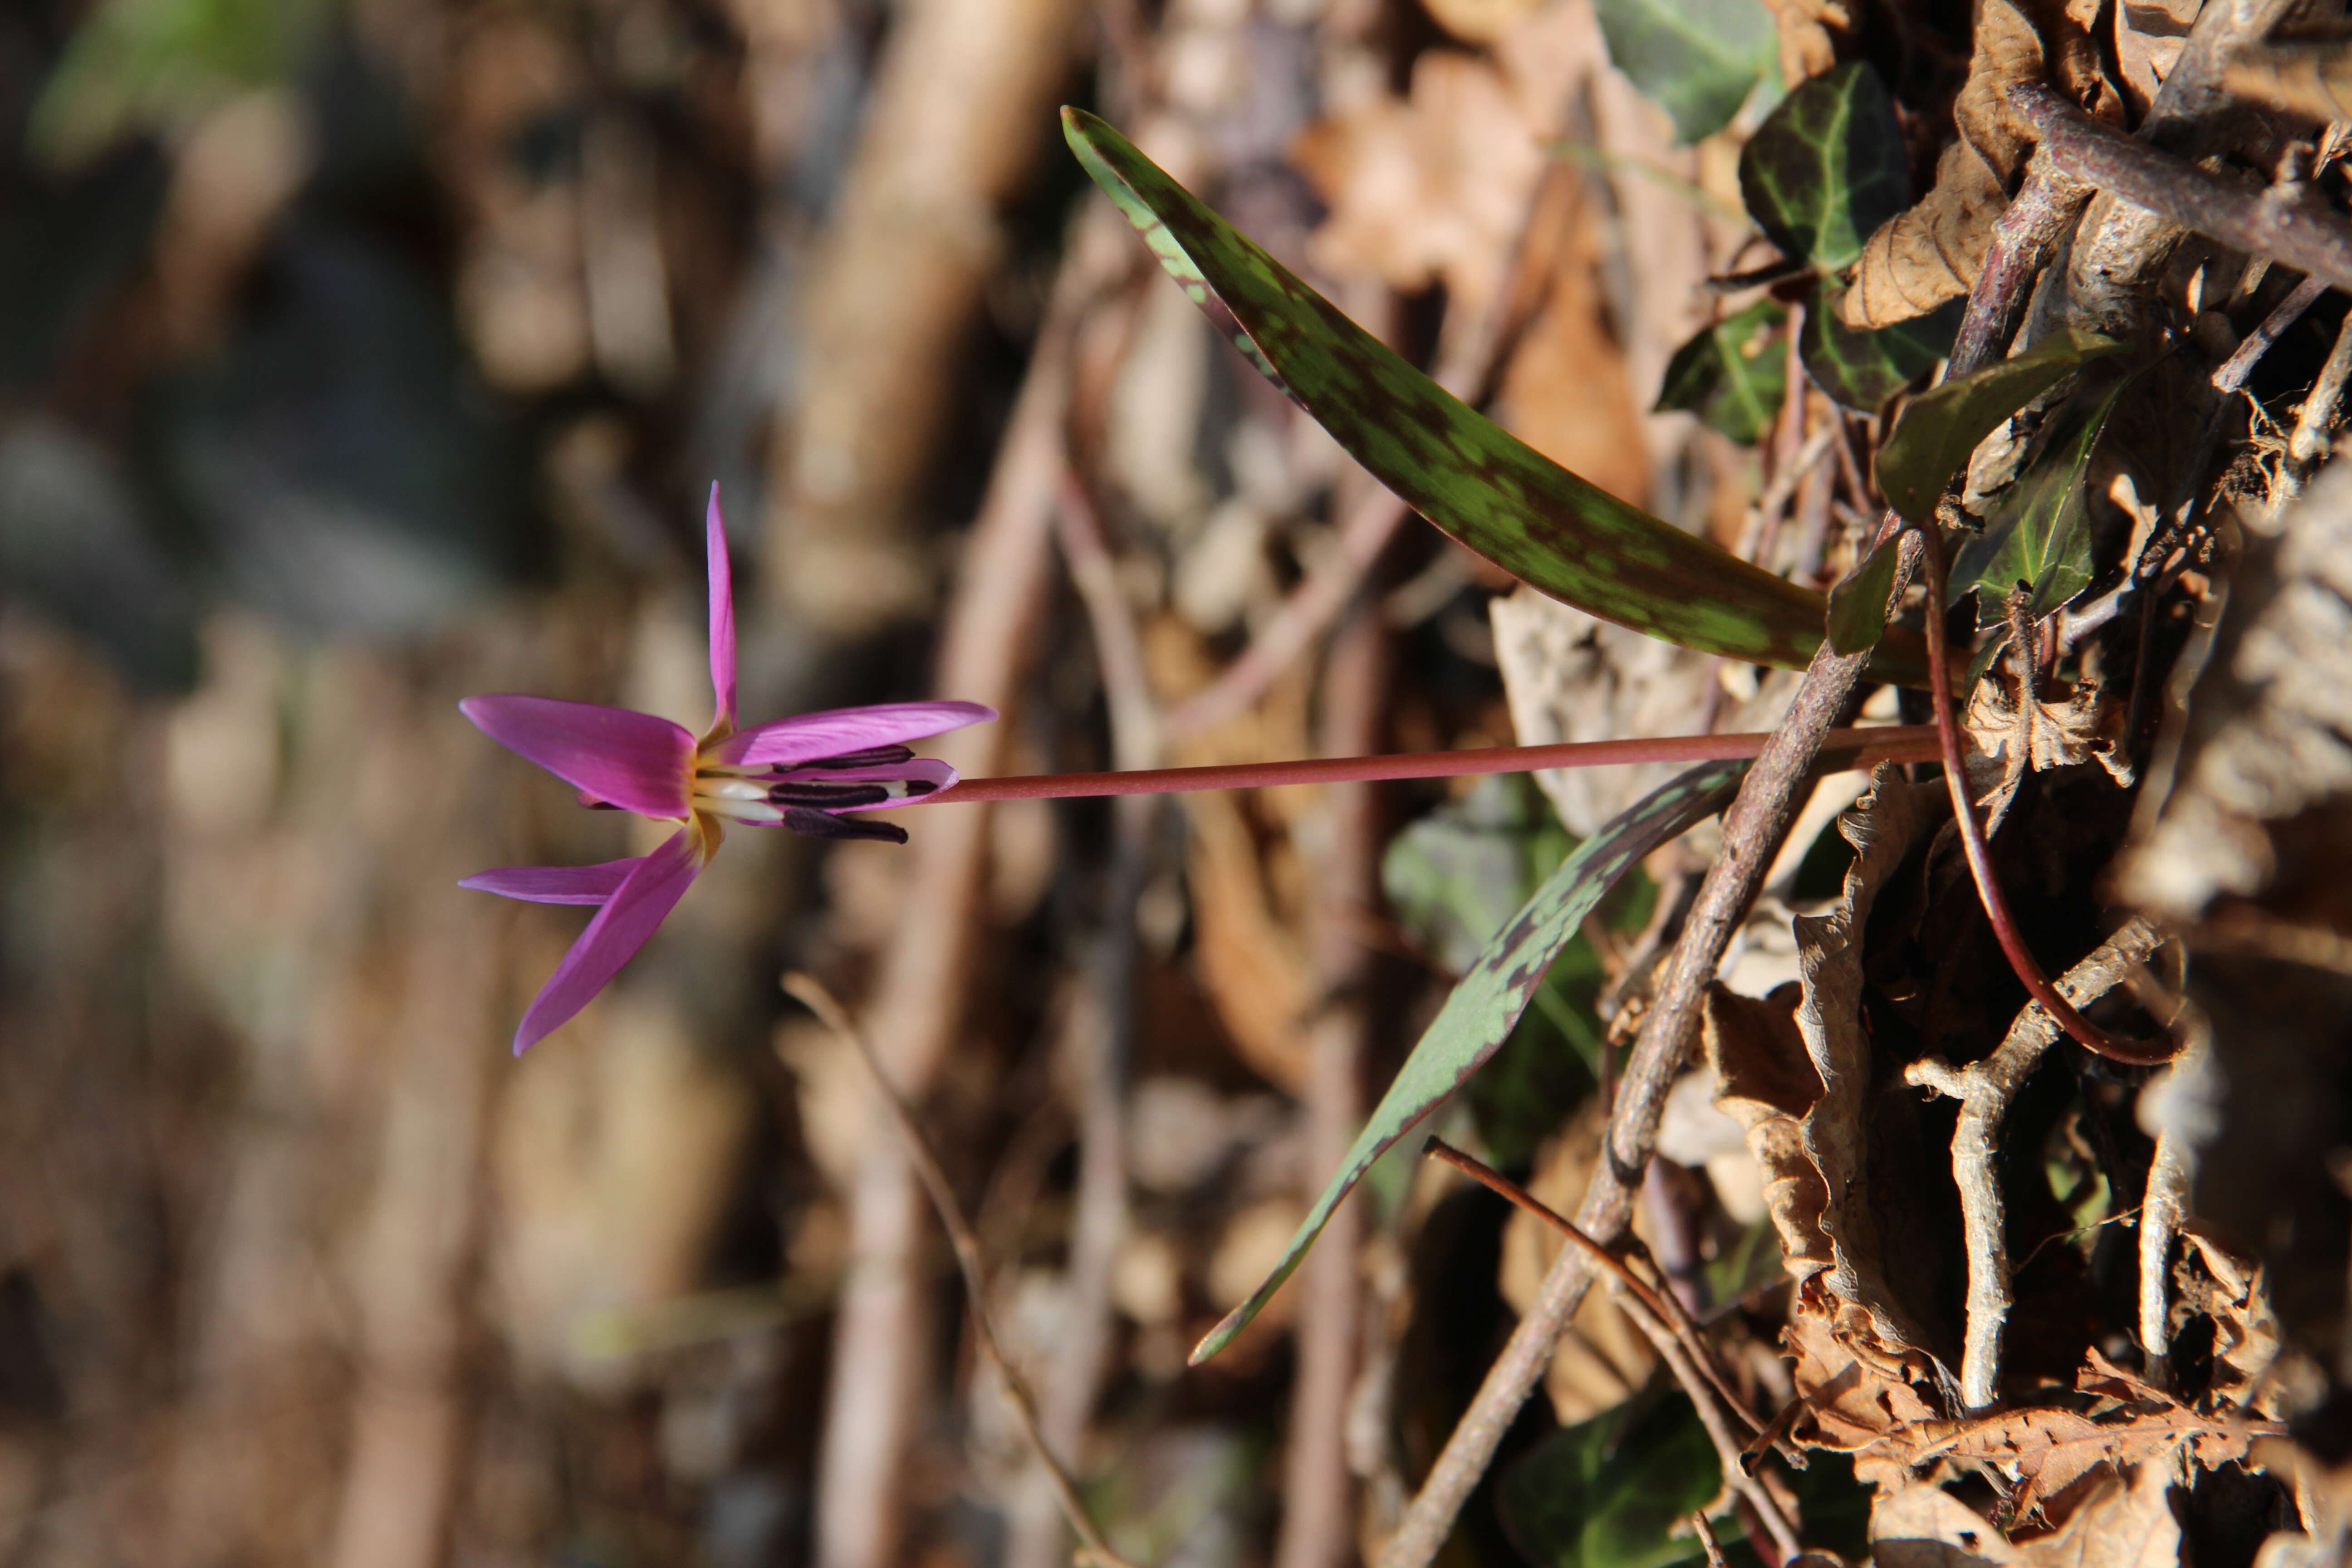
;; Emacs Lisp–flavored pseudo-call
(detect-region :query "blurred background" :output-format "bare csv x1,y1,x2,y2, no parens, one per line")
0,0,1821,1561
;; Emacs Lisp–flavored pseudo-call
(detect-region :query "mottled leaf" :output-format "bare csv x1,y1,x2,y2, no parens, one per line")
1801,285,1960,412
1739,63,1909,273
1592,0,1778,145
1877,327,2122,523
1949,381,2124,627
1656,300,1787,446
1499,1395,1723,1568
1062,108,1933,686
1191,760,1745,1363
1824,531,1901,655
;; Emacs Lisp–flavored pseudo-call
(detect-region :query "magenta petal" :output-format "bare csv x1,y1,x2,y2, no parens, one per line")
712,701,997,767
706,483,737,730
461,694,695,819
511,829,704,1053
461,859,640,905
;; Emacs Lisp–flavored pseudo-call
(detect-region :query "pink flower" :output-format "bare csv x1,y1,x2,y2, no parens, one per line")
461,486,994,1053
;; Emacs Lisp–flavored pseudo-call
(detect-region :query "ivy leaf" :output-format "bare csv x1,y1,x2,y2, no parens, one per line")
1061,107,1932,686
1823,530,1902,656
1738,63,1909,273
1190,760,1746,1363
1949,381,2126,627
1800,285,1960,412
1592,0,1778,144
1499,1396,1725,1568
1876,327,2123,522
1656,300,1787,446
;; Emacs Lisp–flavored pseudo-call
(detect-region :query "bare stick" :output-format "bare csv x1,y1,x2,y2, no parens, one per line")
927,726,1940,804
1693,1514,1733,1568
1377,160,2082,1566
2289,301,2352,473
1916,524,2178,1066
786,974,1147,1568
1905,917,2164,1409
2011,83,2352,295
1423,1141,1798,1556
2215,274,2329,394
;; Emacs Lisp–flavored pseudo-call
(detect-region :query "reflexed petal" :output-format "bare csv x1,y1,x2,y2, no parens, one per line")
512,829,704,1053
462,694,695,819
767,756,957,807
460,859,640,905
706,483,737,731
712,701,996,767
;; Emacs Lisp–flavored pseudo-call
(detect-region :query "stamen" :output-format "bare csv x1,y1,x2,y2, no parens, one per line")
697,796,788,825
802,745,916,769
768,781,893,809
783,806,908,844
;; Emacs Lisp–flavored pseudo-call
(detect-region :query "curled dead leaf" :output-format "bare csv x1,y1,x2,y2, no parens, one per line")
1842,0,2120,328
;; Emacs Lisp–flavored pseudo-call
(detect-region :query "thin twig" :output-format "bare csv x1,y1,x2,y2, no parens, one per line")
1377,161,2083,1567
1693,1513,1733,1568
2121,963,2211,1389
2216,274,2329,394
2289,300,2352,475
2011,83,2352,295
785,975,1147,1568
1903,917,2164,1409
1916,524,2178,1066
1422,1140,1798,1557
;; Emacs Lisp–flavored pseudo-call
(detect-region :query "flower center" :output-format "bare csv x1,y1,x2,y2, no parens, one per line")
687,743,936,834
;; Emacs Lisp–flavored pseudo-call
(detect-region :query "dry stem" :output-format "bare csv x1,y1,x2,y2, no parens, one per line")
786,975,1147,1568
1904,916,2165,1410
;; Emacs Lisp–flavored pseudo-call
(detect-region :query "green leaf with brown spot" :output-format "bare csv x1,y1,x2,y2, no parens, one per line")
1876,327,2122,522
1656,299,1786,446
1062,107,1931,686
1190,760,1746,1364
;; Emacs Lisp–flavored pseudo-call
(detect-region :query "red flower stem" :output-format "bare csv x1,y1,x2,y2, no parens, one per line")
927,725,1941,804
1916,525,2175,1066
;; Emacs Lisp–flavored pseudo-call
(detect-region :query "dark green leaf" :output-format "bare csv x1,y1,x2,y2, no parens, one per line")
1877,327,2123,522
1062,108,1933,686
1801,285,1960,412
1499,1395,1723,1568
1949,381,2125,626
1191,760,1745,1363
1738,63,1908,273
1592,0,1778,144
1655,301,1787,446
1823,530,1901,655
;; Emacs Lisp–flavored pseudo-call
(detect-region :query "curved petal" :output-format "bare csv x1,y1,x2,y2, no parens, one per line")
460,859,640,905
462,694,695,819
767,756,958,807
711,701,996,767
706,483,737,731
512,829,705,1053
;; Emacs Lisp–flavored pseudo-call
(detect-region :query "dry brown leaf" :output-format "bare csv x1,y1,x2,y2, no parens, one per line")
1783,1281,1944,1476
1705,981,1835,1285
2115,0,2202,118
1843,0,2121,328
1762,0,1856,88
1872,1485,2020,1568
1790,771,1940,1339
2116,469,2352,921
1496,1100,1661,1423
2172,1227,2287,1414
2010,1460,2180,1568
